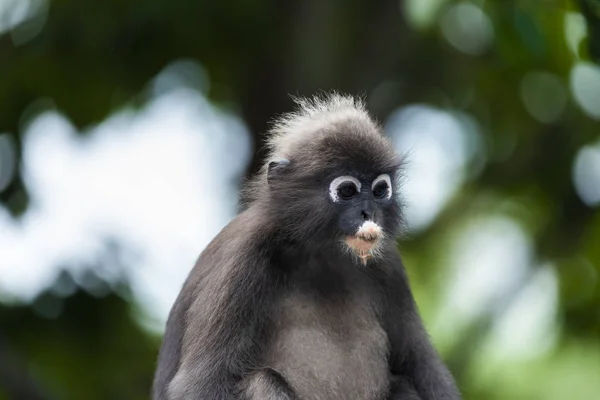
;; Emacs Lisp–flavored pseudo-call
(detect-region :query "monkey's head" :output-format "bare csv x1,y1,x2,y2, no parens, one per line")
244,93,404,264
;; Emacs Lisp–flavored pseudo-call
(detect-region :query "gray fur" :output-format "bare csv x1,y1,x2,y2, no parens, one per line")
265,289,390,400
152,92,461,400
242,370,295,400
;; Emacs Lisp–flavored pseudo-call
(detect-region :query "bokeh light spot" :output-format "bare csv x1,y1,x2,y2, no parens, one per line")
440,3,494,56
446,216,532,323
486,265,559,361
0,0,48,44
386,105,481,232
564,12,588,58
570,62,600,120
402,0,449,30
520,71,567,124
573,143,600,207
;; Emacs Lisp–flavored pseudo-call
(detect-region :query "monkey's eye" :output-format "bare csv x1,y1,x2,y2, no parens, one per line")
329,175,361,203
371,174,392,200
337,182,359,200
372,181,389,199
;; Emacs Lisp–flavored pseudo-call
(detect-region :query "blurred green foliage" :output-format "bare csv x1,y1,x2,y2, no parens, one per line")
0,271,156,400
1,0,600,399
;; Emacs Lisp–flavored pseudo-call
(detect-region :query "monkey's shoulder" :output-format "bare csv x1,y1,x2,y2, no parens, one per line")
186,208,269,277
204,208,268,254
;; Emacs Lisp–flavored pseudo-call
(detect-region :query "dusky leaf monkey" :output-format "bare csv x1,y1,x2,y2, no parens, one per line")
152,93,460,400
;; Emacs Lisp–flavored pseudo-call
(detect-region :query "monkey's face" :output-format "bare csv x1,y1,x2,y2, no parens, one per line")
327,172,398,264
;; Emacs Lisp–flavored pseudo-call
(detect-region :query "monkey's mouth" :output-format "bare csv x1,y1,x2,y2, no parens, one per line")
345,221,383,265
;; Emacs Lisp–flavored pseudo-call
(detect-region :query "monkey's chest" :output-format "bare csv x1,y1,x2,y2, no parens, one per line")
265,293,391,400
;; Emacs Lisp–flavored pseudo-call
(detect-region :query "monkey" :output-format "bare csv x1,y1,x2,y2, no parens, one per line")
152,93,461,400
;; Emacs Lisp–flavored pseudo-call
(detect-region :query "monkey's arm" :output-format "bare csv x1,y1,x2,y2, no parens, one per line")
242,368,297,400
164,255,292,400
380,255,461,400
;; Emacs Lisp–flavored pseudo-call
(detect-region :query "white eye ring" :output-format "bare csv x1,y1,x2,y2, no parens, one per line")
371,174,392,200
329,175,361,203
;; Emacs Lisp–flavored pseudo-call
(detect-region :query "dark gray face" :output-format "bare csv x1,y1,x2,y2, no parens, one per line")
327,172,395,263
328,173,392,235
263,157,403,262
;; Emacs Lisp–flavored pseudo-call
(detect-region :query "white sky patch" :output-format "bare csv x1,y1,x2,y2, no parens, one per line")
433,215,533,341
0,87,252,327
386,104,480,232
483,264,559,361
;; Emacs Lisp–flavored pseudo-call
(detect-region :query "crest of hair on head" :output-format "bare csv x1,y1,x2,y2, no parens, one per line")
239,92,382,208
266,92,374,160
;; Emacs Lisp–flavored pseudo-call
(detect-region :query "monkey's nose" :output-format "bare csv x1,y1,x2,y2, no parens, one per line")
361,210,371,220
361,200,375,221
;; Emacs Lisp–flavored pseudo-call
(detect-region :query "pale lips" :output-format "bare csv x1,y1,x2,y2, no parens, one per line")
345,221,383,264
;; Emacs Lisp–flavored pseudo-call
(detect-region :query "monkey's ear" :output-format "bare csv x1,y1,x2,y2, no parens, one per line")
267,159,291,186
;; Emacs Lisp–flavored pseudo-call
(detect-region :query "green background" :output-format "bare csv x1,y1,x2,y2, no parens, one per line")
1,0,600,399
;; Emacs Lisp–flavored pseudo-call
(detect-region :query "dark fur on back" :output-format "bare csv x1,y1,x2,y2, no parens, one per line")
152,92,460,400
